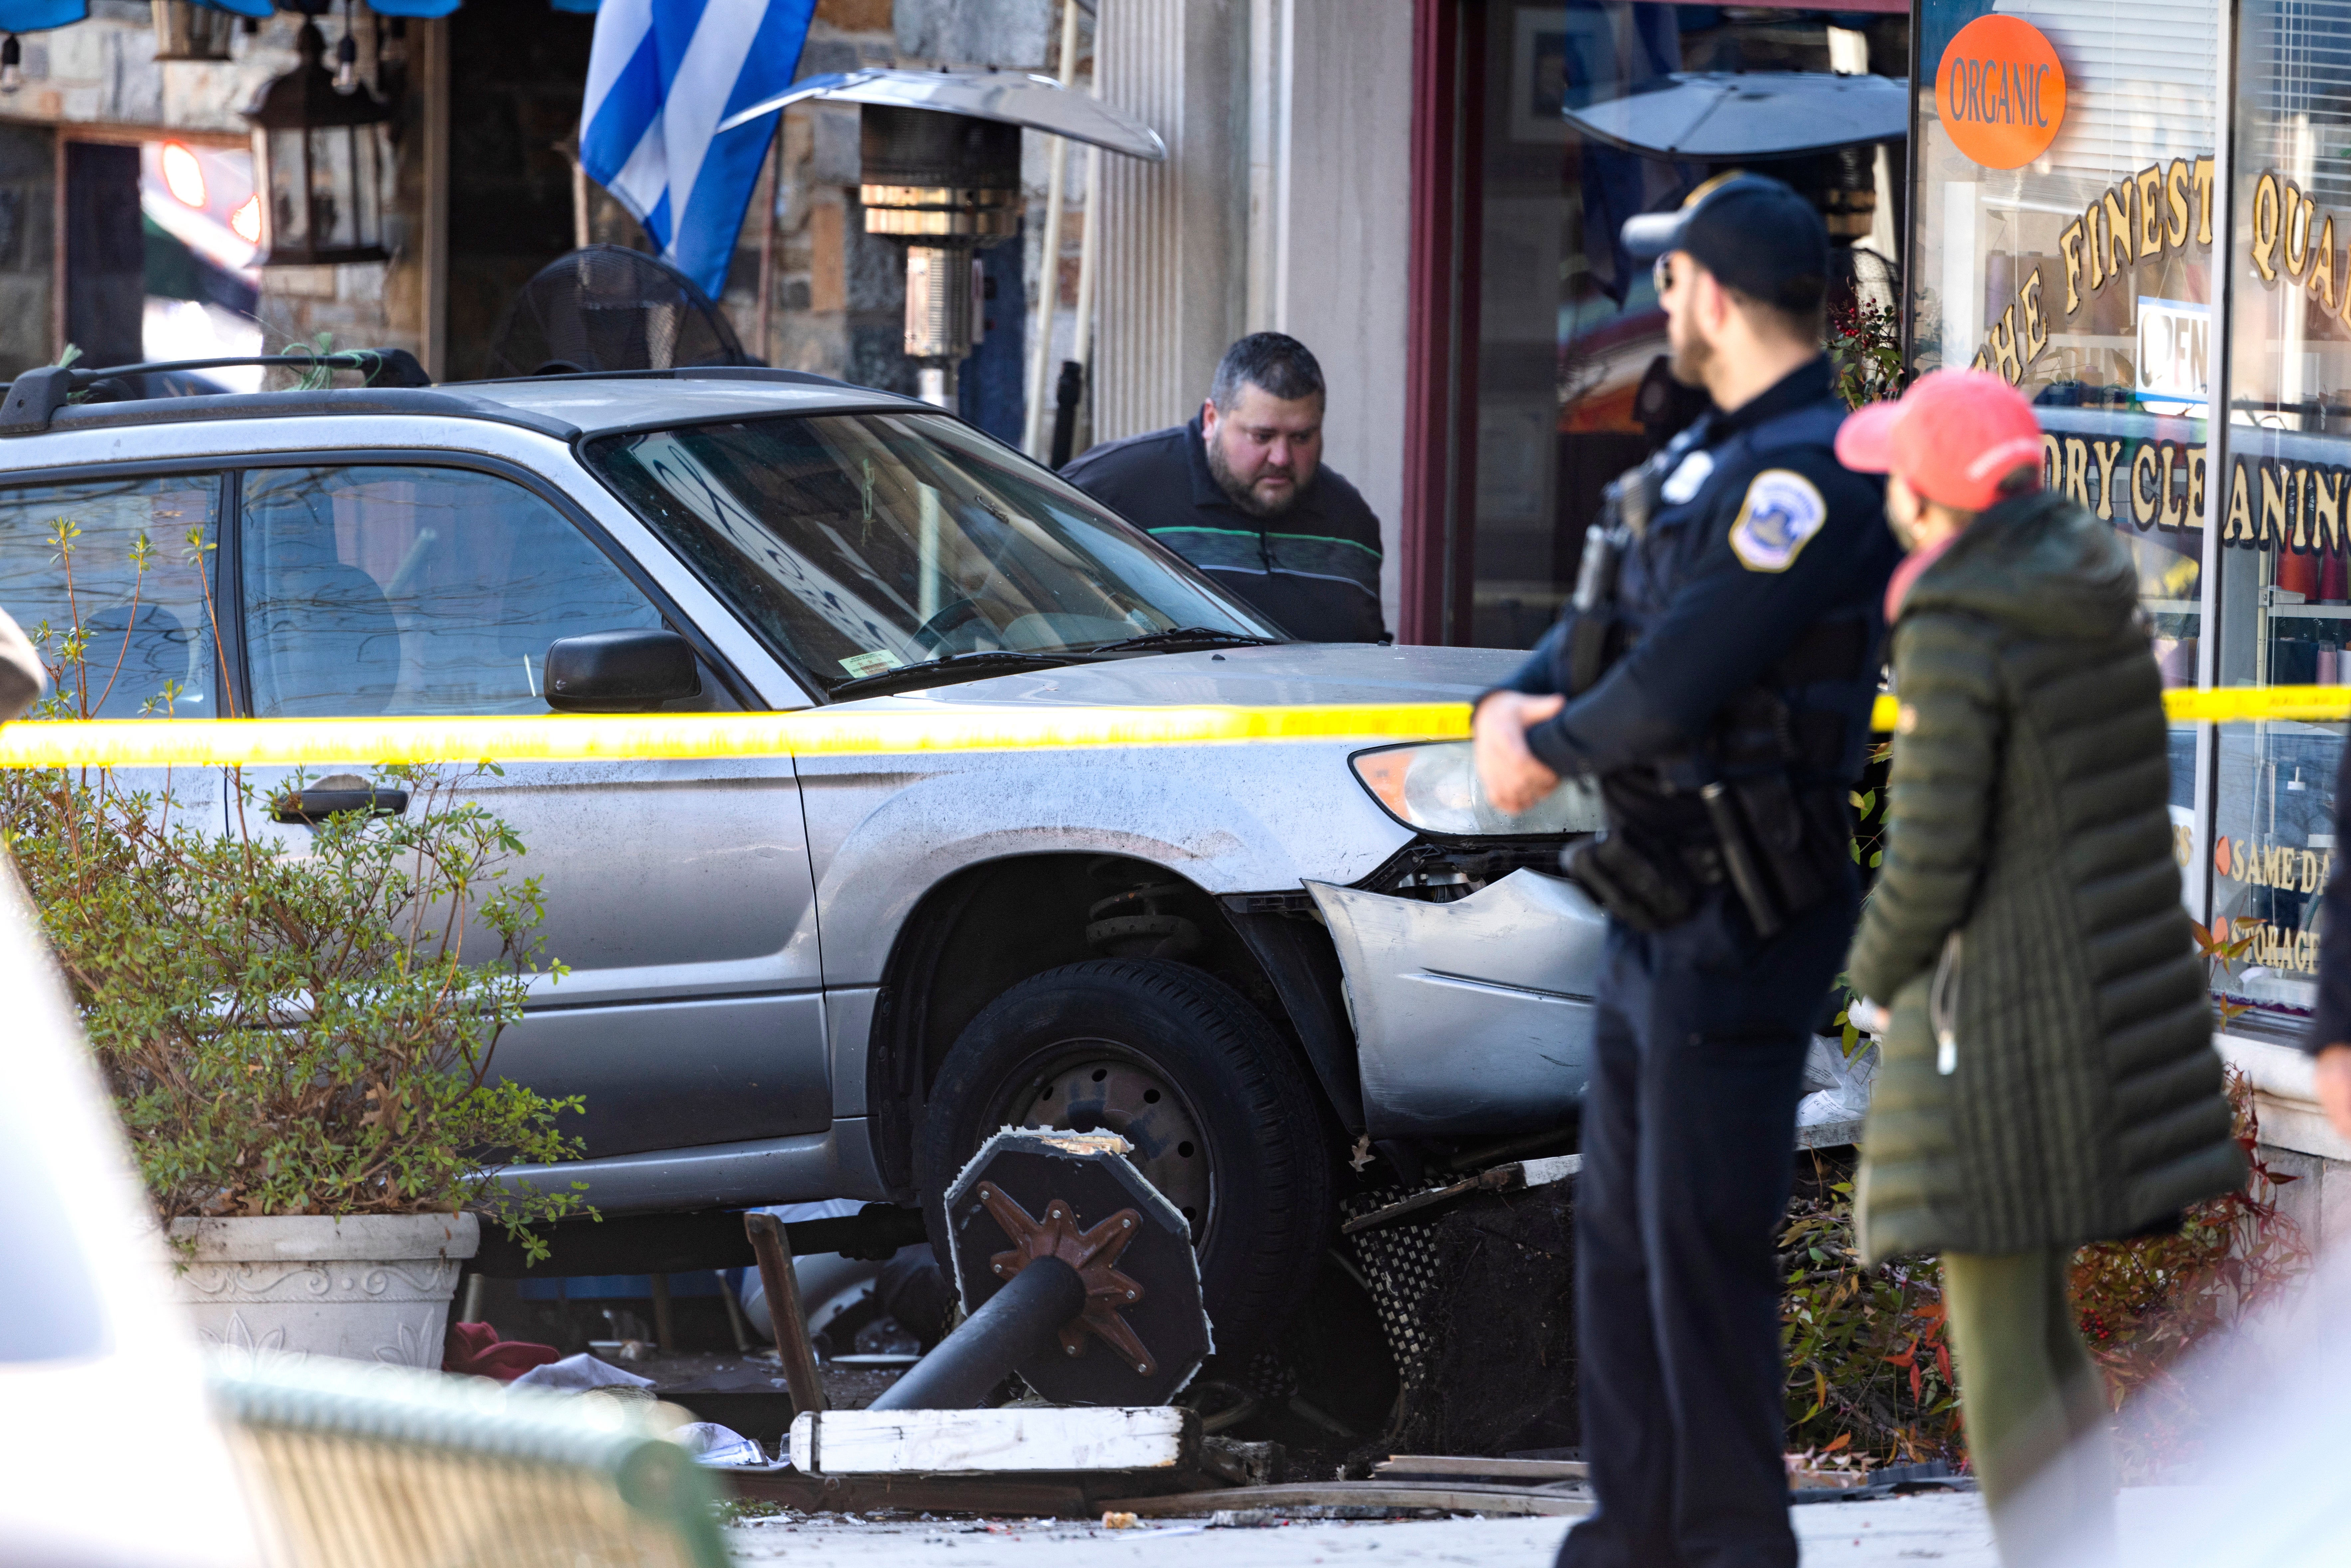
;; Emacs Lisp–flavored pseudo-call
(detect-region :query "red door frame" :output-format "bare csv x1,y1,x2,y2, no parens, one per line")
1399,0,1483,646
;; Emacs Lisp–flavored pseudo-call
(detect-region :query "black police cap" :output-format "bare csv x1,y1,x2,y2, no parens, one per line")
1622,173,1829,314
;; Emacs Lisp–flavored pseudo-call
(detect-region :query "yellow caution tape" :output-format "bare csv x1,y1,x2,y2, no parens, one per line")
0,702,1477,769
2159,685,2351,723
1871,686,2351,733
0,686,2339,770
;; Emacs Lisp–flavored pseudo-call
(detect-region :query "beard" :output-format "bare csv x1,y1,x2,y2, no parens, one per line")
1206,437,1301,518
1667,317,1713,389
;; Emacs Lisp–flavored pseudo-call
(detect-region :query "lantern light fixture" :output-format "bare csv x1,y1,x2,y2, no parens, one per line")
1,36,22,96
242,12,392,266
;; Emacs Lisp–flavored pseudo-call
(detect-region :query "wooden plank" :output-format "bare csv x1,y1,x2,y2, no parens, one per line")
1102,1481,1595,1519
727,1469,1100,1518
790,1407,1198,1475
746,1213,826,1417
1374,1455,1588,1484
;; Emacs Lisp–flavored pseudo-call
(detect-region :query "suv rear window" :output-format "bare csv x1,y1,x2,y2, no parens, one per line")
0,474,222,719
585,412,1276,696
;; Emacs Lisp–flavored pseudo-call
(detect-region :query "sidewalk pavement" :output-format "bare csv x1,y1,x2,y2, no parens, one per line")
725,1485,2222,1566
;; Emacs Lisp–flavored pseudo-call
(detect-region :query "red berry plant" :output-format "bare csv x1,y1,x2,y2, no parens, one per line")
1781,1054,2305,1472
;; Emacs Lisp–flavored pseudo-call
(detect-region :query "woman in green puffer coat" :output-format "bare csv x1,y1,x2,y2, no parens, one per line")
1835,371,2245,1567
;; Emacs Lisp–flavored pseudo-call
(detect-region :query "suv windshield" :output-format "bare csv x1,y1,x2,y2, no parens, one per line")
584,412,1282,697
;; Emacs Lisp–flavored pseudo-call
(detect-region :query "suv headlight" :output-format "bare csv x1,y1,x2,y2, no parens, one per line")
1350,741,1603,838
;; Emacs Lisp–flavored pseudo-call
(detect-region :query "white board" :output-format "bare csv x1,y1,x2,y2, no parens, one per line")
789,1406,1196,1475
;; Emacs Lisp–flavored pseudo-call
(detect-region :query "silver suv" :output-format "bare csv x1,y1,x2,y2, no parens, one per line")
0,367,1610,1351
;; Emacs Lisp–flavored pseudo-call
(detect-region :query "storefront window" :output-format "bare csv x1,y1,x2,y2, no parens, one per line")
1910,0,2217,979
2210,0,2351,1024
1468,1,1906,649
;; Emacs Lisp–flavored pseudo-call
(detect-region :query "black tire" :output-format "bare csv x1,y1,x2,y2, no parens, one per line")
915,959,1333,1357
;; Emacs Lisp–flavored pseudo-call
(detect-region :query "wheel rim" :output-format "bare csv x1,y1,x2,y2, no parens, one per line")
986,1041,1213,1243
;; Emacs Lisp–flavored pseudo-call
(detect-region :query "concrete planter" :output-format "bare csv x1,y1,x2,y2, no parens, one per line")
167,1212,479,1369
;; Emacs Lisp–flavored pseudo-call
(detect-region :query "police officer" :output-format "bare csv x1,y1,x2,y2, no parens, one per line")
1473,174,1898,1568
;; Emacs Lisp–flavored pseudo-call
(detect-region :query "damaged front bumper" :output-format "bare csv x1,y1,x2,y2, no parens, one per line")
1306,868,1605,1139
1307,857,1880,1146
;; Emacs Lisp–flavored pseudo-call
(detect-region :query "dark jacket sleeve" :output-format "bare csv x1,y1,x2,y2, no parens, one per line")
1523,451,1884,777
1486,619,1568,702
2309,739,2351,1051
1845,612,2005,1004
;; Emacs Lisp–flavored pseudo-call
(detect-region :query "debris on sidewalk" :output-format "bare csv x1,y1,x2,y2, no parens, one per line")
442,1321,562,1381
1371,1454,1586,1486
1345,1178,1579,1459
789,1407,1199,1476
721,1138,1586,1528
509,1351,658,1394
1786,1444,1872,1494
1104,1479,1591,1520
917,1128,1212,1410
1787,1459,1976,1504
1340,1155,1581,1237
676,1421,768,1468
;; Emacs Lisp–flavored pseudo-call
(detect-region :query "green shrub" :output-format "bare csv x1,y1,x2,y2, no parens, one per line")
1780,1070,2305,1470
3,516,588,1261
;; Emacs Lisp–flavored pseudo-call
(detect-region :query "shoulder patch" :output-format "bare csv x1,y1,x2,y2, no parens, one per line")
1660,449,1715,504
1728,469,1828,573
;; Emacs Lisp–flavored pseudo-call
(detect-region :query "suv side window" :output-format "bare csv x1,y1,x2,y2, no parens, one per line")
0,475,223,719
240,465,724,716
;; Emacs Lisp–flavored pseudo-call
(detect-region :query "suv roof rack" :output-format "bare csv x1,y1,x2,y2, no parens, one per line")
0,348,431,436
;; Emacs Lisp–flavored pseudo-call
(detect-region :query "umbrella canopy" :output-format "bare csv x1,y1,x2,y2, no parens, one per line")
715,67,1166,161
0,0,587,29
1564,72,1908,161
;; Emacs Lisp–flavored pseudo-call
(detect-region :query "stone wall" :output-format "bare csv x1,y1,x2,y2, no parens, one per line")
0,0,1081,422
744,0,1072,440
0,0,426,375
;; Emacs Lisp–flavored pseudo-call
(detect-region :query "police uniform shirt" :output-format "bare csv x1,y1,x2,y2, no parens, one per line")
1500,356,1897,794
1060,416,1388,643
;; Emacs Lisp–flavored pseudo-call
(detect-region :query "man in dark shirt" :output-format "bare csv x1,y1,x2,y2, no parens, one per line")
1059,332,1387,642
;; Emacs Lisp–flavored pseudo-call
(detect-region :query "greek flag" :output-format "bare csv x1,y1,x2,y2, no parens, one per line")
579,0,816,301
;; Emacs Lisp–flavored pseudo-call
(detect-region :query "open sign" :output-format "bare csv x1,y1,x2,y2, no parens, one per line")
2138,297,2210,409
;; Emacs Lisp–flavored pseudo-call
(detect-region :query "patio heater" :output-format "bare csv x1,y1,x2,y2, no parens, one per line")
861,106,1022,409
717,69,1166,411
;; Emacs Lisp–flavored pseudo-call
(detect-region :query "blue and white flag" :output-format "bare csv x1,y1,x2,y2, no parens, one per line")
579,0,816,301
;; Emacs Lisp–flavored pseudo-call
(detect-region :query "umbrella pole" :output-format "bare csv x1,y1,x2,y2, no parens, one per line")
1023,0,1084,458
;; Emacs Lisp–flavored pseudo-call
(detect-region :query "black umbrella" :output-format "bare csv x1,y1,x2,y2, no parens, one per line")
1564,72,1909,161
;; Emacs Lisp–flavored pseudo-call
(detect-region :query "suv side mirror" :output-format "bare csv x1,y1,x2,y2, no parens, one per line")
544,630,702,712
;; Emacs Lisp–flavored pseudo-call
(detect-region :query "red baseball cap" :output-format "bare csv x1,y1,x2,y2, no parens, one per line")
1835,370,2046,512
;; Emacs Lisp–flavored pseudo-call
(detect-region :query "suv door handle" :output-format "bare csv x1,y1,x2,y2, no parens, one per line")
271,787,409,824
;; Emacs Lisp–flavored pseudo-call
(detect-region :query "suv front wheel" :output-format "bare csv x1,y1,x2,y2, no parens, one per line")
914,959,1332,1357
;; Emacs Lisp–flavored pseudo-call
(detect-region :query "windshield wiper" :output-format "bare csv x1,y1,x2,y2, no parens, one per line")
827,649,1097,701
1085,627,1283,654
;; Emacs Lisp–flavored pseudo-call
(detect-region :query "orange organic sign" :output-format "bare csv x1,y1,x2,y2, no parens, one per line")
1936,16,2065,170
